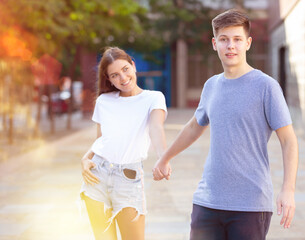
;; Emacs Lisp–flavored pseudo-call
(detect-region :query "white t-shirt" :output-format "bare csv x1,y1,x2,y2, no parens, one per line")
91,90,167,164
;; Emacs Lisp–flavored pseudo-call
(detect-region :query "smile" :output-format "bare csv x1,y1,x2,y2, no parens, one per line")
121,79,131,86
226,53,237,57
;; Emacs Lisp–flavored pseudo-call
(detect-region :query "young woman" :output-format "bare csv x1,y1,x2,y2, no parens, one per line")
80,47,169,240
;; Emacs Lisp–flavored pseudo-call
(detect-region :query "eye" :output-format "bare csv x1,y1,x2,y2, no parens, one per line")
110,73,118,79
123,67,128,72
220,38,227,42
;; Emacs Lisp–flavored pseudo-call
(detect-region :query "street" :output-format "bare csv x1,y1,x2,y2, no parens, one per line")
0,109,304,240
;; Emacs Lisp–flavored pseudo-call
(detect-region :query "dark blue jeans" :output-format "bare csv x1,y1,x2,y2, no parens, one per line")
190,204,272,240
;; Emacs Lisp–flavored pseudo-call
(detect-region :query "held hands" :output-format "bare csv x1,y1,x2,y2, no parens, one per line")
152,158,172,181
81,157,99,185
276,189,296,228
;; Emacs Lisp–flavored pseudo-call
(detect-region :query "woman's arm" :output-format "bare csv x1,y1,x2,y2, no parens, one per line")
149,109,170,179
149,109,167,158
81,124,102,185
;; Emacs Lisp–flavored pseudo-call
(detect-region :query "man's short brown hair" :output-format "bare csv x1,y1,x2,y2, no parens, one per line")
212,9,251,37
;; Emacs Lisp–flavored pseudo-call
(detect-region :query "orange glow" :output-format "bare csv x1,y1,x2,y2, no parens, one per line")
0,33,33,61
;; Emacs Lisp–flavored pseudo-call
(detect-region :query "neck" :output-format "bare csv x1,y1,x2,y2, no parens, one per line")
223,63,253,79
120,86,143,97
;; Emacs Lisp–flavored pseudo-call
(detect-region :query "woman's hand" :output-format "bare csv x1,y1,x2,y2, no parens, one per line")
81,157,99,185
152,158,172,181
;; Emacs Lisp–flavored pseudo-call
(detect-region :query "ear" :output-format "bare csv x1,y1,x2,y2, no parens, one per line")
246,37,252,51
132,60,137,72
212,37,217,51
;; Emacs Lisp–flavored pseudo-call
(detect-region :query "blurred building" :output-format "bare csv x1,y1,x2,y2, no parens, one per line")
268,0,305,134
177,0,269,107
79,1,270,115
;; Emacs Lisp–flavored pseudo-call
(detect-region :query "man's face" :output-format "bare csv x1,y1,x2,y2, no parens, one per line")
212,26,252,68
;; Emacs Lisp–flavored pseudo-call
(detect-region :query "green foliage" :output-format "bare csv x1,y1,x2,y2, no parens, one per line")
146,0,214,51
0,0,237,70
0,0,147,69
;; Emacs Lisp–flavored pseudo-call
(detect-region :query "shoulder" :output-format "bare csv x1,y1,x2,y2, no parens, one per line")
253,70,281,89
206,73,222,85
201,73,223,93
142,90,165,100
96,91,118,102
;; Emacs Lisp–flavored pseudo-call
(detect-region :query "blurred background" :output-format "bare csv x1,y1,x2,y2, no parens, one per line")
0,0,304,156
1,0,305,239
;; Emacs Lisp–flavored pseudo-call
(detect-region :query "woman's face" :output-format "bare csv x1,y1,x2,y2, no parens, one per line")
107,59,138,97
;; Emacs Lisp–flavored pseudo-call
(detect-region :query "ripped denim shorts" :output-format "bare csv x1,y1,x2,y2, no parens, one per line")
80,154,147,221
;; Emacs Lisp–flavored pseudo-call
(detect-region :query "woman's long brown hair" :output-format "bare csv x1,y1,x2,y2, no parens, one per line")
97,47,133,96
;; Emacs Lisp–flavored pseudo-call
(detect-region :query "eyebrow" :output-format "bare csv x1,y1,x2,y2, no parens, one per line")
109,65,128,76
218,35,243,38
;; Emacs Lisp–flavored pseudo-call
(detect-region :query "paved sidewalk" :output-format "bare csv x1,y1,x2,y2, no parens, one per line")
0,109,304,239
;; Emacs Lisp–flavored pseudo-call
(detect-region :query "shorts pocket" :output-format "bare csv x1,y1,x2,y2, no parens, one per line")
122,168,141,182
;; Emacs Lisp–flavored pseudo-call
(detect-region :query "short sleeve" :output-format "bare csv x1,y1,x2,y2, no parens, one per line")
264,79,292,130
195,86,209,126
92,97,101,124
149,91,167,118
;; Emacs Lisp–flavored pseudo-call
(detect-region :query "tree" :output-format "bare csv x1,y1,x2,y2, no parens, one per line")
0,0,147,142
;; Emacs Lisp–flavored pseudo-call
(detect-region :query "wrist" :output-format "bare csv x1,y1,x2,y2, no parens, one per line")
281,184,295,192
82,151,94,161
159,154,170,164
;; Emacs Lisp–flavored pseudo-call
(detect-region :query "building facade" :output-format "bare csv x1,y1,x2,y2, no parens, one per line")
171,0,270,107
268,0,305,134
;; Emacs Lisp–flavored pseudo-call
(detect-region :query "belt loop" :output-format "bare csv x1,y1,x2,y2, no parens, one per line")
100,158,105,167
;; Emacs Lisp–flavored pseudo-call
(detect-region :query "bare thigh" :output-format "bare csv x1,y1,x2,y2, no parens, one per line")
83,194,117,240
116,207,145,240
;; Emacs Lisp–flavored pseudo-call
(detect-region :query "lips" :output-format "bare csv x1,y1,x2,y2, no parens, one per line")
121,79,131,86
225,53,237,57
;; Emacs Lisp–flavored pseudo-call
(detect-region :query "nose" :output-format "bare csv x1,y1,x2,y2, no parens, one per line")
227,39,235,49
119,72,128,82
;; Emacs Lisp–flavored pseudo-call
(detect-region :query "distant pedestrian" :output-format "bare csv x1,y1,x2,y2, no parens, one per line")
153,9,298,240
80,47,168,240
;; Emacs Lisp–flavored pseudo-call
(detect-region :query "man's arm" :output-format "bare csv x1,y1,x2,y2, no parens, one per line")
153,116,208,180
275,124,298,228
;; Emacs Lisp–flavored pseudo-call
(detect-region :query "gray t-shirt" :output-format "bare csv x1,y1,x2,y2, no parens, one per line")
194,69,292,212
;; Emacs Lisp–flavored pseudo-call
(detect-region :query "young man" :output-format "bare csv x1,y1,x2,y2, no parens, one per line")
153,9,298,240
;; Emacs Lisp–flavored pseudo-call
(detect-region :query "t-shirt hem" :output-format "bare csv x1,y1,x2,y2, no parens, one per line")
192,200,273,212
91,149,147,164
273,121,292,131
194,113,209,127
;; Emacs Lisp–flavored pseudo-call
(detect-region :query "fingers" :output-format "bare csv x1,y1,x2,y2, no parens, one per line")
152,164,172,181
165,166,172,180
277,201,282,216
280,204,295,228
152,167,166,181
277,198,295,229
83,169,99,185
82,161,99,185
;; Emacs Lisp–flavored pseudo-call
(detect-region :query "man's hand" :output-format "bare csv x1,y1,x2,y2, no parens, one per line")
81,158,99,185
152,159,172,181
276,189,296,228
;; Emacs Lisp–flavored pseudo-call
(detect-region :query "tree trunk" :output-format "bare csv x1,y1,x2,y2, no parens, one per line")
0,75,7,132
67,83,72,130
66,45,81,130
8,76,14,145
26,82,34,136
47,84,55,134
35,85,42,137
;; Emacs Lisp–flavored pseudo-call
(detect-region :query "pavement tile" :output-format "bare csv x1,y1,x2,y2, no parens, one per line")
0,109,304,239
